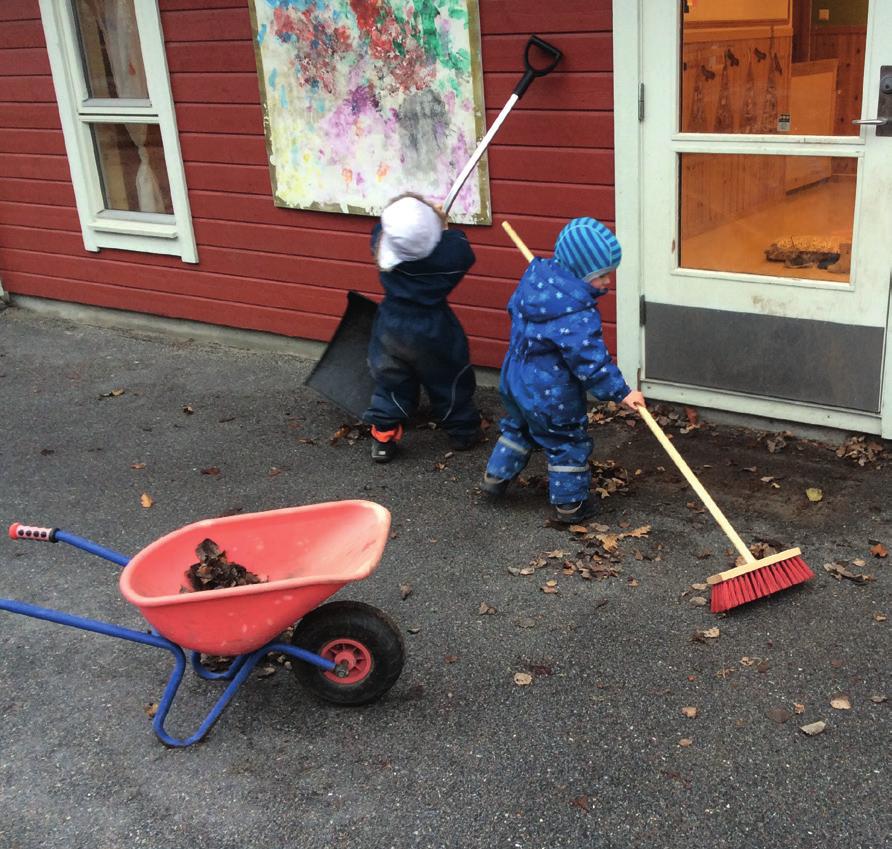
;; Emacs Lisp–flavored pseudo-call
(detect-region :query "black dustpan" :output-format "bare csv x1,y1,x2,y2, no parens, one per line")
303,291,378,419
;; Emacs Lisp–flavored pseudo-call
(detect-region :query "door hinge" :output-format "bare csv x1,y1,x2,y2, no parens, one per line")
639,295,646,325
638,83,645,121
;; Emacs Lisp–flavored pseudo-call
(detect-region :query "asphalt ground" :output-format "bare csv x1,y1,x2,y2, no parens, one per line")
0,307,889,849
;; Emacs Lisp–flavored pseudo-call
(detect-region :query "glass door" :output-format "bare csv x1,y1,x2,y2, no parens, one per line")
639,0,892,429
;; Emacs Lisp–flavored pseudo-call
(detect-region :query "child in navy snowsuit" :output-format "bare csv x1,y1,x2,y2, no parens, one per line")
364,194,482,462
481,217,645,523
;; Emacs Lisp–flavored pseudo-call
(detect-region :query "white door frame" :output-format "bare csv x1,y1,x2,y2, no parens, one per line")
613,0,892,437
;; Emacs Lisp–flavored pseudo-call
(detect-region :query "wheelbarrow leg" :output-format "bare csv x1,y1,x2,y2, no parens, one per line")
152,647,269,747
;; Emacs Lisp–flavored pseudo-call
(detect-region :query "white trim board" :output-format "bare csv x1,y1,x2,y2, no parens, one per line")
38,0,197,262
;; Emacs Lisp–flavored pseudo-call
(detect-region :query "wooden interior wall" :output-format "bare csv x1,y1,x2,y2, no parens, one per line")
680,31,792,240
0,0,618,369
811,25,866,176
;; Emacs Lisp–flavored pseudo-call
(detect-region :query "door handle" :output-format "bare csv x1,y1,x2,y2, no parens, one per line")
853,117,889,125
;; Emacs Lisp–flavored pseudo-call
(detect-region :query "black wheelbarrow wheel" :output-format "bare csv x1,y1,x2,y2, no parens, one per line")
291,600,405,705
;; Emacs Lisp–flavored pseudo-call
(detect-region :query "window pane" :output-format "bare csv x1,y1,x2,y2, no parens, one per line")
73,0,149,100
679,153,855,283
680,1,868,136
92,123,173,214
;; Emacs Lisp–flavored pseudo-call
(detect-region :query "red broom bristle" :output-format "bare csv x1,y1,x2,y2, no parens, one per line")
710,555,814,613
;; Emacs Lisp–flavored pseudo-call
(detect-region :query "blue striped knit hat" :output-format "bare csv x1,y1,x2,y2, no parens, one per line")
553,217,622,281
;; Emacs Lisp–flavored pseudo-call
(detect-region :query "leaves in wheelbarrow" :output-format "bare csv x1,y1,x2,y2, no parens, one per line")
185,538,265,592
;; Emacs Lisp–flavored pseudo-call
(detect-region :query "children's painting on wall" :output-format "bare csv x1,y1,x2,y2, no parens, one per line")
249,0,490,224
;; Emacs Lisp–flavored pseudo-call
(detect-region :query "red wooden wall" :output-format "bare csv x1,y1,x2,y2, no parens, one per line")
0,0,616,368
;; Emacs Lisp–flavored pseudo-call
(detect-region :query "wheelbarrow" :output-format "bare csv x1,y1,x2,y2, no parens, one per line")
2,500,405,747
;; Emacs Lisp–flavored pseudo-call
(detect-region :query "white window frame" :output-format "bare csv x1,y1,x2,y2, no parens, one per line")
39,0,197,262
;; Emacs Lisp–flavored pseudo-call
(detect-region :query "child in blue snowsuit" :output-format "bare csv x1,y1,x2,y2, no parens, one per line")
481,217,645,523
364,194,482,462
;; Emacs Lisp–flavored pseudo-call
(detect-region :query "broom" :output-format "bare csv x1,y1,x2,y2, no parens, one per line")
499,220,814,613
636,405,814,612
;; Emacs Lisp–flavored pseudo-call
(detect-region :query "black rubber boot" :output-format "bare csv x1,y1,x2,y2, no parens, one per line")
552,497,599,524
370,424,403,464
480,472,511,497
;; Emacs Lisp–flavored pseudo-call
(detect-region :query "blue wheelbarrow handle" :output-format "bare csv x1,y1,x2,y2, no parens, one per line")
9,522,130,567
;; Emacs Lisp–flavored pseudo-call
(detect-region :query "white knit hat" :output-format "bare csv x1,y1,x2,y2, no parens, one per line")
377,196,443,271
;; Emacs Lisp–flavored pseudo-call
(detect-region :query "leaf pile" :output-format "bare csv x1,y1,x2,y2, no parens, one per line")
511,523,653,582
835,435,884,467
330,423,365,446
185,538,264,592
590,459,634,499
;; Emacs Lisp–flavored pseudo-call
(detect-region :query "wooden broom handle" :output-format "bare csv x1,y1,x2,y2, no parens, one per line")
501,221,535,263
636,405,755,563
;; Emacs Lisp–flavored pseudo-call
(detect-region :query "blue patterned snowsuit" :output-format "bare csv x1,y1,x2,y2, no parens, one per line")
485,258,631,504
363,225,480,439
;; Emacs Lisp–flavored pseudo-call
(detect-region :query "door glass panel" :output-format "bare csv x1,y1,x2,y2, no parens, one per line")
91,123,173,214
72,0,150,100
680,0,869,135
679,153,856,283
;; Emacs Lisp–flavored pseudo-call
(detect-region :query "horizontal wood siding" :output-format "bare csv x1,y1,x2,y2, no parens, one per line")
0,0,617,368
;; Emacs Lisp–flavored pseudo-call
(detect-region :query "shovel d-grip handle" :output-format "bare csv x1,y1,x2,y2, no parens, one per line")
442,34,563,215
514,35,563,98
8,522,56,542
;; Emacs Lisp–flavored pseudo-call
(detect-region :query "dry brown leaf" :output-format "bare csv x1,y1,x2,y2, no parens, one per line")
595,533,620,553
139,493,154,508
513,672,533,686
626,525,651,538
145,702,158,718
700,627,720,639
691,582,709,591
766,707,791,724
329,424,352,445
268,467,283,477
740,656,758,667
870,694,887,704
399,583,413,600
805,487,823,503
681,706,698,718
478,602,496,616
678,738,693,748
793,703,806,715
182,405,194,414
830,695,852,710
569,795,590,813
100,388,125,398
627,577,640,588
544,549,566,559
870,543,888,558
689,596,707,606
800,720,826,736
569,524,589,534
444,654,458,664
130,462,146,470
201,467,221,476
823,562,875,584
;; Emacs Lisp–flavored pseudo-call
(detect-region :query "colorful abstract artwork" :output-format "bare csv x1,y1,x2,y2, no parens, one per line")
249,0,489,224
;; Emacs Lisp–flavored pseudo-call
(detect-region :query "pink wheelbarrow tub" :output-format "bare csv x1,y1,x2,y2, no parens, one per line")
4,501,405,747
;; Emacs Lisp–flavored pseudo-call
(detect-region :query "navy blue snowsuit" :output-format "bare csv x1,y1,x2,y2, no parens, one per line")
363,224,480,439
485,258,631,504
